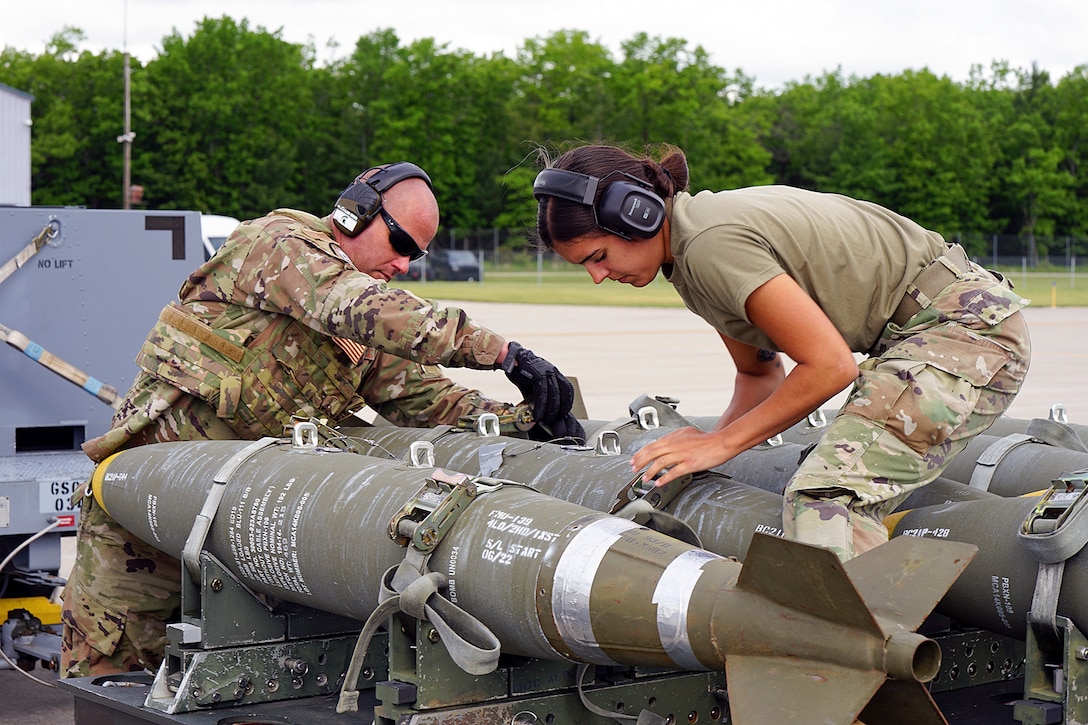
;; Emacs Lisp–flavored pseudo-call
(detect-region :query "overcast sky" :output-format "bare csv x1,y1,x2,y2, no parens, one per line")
2,1,1085,91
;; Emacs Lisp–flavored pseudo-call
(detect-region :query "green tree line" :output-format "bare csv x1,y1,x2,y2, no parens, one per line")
2,17,1087,259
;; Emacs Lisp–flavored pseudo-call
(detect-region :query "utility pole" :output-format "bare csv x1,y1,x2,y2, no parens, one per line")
120,53,132,209
117,0,135,209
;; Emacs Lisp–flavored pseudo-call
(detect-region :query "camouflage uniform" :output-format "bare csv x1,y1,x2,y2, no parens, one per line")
62,209,517,677
666,187,1031,563
782,267,1030,560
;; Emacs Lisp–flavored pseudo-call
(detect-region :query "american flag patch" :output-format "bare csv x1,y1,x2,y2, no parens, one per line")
332,336,366,365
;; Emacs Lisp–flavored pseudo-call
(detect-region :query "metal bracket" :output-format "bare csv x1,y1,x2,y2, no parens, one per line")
388,469,483,552
1014,615,1088,725
1050,403,1068,423
292,420,320,448
636,406,660,430
409,441,436,468
456,407,533,435
155,551,370,714
474,413,500,437
594,430,621,456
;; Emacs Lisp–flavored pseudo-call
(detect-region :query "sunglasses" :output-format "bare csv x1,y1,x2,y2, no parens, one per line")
379,207,427,261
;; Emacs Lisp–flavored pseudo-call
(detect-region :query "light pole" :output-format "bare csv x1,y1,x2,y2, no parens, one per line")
117,0,135,209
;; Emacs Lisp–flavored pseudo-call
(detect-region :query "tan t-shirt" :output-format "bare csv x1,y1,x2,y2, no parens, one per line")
666,187,947,352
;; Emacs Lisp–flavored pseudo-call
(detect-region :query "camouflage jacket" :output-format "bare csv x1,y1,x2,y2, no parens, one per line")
83,210,513,460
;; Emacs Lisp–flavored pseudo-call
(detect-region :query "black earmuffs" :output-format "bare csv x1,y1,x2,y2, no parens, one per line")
332,162,433,237
533,167,666,239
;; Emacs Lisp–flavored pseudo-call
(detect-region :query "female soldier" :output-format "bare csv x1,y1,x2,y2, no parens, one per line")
533,143,1030,561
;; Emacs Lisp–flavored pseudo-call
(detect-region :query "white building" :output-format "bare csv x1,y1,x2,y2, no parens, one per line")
0,82,33,206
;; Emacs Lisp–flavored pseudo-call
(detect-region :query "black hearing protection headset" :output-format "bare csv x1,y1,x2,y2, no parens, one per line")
532,168,666,239
332,162,433,237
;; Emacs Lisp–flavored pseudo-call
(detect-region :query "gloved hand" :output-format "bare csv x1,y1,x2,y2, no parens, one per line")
527,412,587,444
500,341,575,425
548,412,586,443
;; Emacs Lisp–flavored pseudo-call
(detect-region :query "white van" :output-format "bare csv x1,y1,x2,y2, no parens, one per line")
200,214,241,260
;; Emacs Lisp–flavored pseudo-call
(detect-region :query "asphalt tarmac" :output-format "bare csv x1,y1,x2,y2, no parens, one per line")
2,302,1085,725
434,301,1088,424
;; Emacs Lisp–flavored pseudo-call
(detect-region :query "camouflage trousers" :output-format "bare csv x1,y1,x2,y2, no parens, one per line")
782,269,1031,561
60,489,182,677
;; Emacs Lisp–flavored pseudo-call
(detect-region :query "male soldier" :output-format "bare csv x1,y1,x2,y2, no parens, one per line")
62,161,583,677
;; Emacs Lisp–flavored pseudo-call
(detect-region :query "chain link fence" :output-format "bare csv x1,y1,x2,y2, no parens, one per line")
954,232,1088,271
426,227,569,272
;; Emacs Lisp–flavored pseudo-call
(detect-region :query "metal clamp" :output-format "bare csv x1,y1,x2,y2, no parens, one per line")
1020,472,1088,653
388,469,482,552
610,472,701,547
1020,472,1088,562
345,472,504,707
610,471,693,515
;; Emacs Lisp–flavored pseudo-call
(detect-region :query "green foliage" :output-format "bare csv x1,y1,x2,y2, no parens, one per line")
3,28,134,207
613,34,773,191
513,30,617,145
135,17,321,218
2,17,1087,248
1053,67,1088,236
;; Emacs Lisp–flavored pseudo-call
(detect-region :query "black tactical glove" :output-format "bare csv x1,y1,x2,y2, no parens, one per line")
543,412,586,444
500,341,575,425
525,411,587,444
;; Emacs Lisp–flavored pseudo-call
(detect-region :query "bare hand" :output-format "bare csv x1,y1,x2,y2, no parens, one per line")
630,427,732,486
